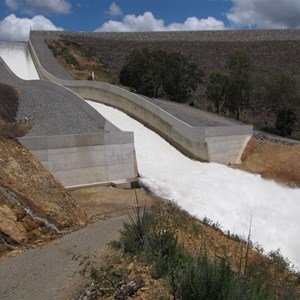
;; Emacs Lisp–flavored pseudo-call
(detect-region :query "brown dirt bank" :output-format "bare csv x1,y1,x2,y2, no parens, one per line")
232,138,300,187
0,138,86,255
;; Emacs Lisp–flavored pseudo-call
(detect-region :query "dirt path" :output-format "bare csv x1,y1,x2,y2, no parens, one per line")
0,215,126,300
0,187,157,300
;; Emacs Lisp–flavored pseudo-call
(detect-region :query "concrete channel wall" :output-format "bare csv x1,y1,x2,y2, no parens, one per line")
29,37,253,164
0,53,139,188
19,133,138,188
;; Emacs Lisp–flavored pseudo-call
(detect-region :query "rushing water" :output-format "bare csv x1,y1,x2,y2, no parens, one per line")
0,41,39,80
0,186,59,233
87,101,300,268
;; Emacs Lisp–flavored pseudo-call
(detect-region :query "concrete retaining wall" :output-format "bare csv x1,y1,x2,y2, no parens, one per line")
0,52,139,187
19,132,138,188
29,35,253,164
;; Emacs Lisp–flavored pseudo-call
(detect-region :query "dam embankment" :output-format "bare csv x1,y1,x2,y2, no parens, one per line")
38,30,300,77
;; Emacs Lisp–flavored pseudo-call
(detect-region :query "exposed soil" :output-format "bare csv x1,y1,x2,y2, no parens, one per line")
45,39,119,84
232,137,300,188
0,137,87,255
69,186,157,223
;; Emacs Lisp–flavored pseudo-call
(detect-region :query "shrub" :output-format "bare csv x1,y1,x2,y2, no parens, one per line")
0,121,33,137
205,70,229,113
119,202,280,299
119,49,203,102
275,108,297,136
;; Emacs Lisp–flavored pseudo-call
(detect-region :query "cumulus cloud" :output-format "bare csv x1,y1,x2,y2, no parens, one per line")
108,2,122,16
168,16,225,31
95,11,225,32
4,0,71,15
227,0,300,28
0,14,63,41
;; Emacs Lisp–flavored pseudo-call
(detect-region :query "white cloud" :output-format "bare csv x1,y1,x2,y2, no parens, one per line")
0,14,63,41
108,2,122,16
5,0,19,10
4,0,71,15
227,0,300,28
168,16,225,31
95,11,225,32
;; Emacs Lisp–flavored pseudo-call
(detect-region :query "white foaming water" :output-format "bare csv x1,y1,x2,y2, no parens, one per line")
0,41,39,80
87,101,300,268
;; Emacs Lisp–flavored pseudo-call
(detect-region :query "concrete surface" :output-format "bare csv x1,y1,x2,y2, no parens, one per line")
20,133,138,188
0,53,139,186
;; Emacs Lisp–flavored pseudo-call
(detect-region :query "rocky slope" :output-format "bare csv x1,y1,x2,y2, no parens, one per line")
0,83,86,254
0,137,87,253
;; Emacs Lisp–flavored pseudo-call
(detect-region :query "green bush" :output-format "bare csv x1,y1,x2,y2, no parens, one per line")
120,205,154,254
174,253,274,300
148,230,184,279
275,108,297,136
119,49,203,102
119,202,285,299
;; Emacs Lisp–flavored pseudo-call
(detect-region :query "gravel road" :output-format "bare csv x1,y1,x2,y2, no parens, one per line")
0,215,127,300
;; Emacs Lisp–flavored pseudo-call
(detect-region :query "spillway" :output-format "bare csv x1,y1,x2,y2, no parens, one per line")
87,101,300,269
1,40,299,269
0,41,39,80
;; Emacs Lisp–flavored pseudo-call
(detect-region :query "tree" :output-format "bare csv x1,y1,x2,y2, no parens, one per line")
119,49,203,102
225,50,252,120
265,71,300,110
205,70,229,113
275,108,297,136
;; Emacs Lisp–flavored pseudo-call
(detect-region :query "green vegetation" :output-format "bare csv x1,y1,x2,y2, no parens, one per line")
205,70,229,114
47,40,81,68
79,199,299,299
119,203,298,299
265,71,300,109
206,50,252,120
119,49,203,103
205,51,300,136
224,50,252,121
46,39,119,84
275,108,297,136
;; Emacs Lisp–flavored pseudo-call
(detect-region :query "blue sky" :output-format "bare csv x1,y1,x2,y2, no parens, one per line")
1,0,300,41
